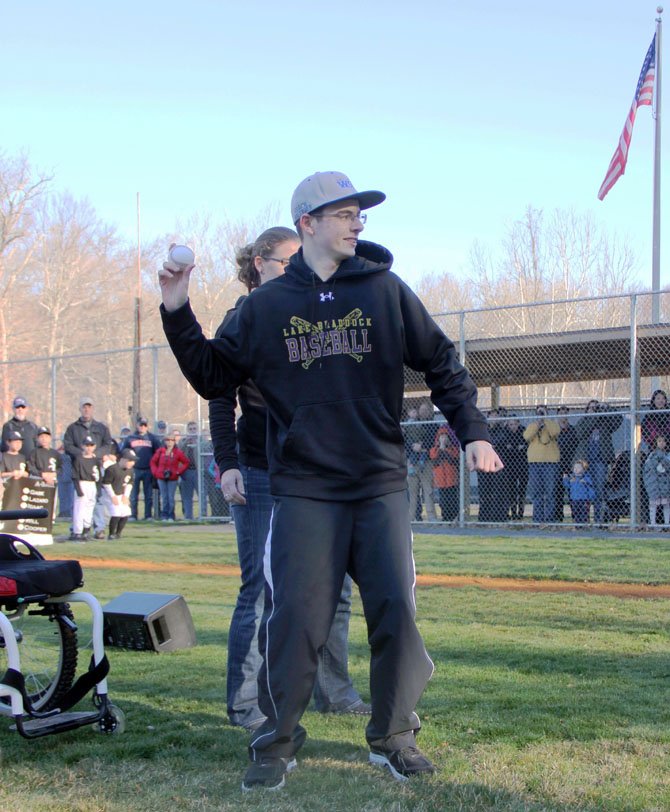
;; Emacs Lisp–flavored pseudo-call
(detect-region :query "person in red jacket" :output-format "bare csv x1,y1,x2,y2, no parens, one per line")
429,424,460,521
150,433,189,521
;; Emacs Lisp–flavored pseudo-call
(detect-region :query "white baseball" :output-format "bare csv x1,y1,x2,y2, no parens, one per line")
168,244,195,269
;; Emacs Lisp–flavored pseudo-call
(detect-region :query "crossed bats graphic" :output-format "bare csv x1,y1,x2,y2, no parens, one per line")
290,309,364,369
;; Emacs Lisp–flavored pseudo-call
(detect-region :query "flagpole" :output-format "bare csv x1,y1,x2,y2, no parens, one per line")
652,7,663,323
132,192,142,422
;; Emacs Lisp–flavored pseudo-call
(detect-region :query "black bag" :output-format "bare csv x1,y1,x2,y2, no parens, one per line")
0,534,83,601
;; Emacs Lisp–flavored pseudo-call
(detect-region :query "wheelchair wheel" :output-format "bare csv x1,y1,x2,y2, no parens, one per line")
97,703,126,735
0,602,78,712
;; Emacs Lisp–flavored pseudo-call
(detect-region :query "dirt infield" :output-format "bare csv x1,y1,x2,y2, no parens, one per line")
68,556,670,600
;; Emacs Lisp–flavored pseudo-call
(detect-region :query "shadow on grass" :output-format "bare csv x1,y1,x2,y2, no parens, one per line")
0,698,600,812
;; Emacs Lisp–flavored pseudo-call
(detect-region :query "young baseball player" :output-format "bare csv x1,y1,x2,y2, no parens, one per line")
27,426,62,487
70,435,101,541
0,431,30,481
102,448,137,539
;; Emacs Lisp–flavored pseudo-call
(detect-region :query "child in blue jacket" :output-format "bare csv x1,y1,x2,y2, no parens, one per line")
563,459,596,524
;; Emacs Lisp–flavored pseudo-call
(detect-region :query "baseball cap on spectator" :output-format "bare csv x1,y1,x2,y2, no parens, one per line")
79,396,93,408
290,171,386,223
83,435,96,445
121,448,137,461
137,417,148,426
119,426,131,436
8,431,22,441
12,396,27,408
37,426,51,436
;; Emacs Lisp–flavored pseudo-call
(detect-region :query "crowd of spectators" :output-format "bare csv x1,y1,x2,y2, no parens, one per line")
0,395,231,530
2,390,669,530
402,391,670,528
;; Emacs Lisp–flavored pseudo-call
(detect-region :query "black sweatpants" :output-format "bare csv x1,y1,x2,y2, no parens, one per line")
250,489,434,760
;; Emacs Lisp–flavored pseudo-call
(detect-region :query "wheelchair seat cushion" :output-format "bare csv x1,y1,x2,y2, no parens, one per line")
0,558,83,599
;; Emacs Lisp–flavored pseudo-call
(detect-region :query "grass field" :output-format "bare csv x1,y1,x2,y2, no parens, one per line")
1,522,669,811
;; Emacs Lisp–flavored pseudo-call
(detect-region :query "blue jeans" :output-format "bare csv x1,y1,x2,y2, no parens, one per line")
131,468,154,519
58,478,73,518
588,460,608,523
179,468,198,519
93,489,107,533
528,463,558,523
312,575,360,711
227,464,361,729
571,499,591,524
157,478,178,520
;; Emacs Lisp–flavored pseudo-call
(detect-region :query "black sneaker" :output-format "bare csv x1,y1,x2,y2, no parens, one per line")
369,745,436,781
241,757,297,791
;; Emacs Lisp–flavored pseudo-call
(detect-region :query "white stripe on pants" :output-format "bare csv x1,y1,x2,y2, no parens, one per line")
72,481,97,533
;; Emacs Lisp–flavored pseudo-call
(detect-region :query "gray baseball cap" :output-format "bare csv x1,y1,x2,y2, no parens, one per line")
290,171,385,224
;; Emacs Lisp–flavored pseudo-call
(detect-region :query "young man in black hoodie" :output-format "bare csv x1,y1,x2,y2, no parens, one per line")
159,171,503,791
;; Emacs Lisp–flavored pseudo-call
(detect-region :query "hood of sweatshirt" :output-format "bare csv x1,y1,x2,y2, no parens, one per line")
283,240,393,286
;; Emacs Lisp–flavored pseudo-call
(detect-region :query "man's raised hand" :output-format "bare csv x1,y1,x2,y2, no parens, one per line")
158,243,195,312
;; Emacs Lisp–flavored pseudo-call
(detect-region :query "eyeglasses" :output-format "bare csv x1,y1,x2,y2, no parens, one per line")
165,437,175,441
264,257,292,268
313,212,367,225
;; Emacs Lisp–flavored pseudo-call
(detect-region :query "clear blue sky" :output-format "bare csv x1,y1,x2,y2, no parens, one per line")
2,1,664,289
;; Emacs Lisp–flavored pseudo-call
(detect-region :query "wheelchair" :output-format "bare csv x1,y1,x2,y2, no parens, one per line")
0,509,124,739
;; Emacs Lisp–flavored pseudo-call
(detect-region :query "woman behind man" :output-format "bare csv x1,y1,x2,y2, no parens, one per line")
209,226,368,732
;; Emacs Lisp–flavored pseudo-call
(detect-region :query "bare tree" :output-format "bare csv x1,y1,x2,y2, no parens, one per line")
27,192,126,429
412,206,642,409
415,269,474,315
466,206,639,335
468,207,640,407
0,152,51,408
32,193,120,356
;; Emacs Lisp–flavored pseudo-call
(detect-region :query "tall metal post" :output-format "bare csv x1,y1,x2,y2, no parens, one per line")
630,295,640,526
152,346,159,425
50,358,57,437
652,8,663,323
132,192,142,421
459,312,467,528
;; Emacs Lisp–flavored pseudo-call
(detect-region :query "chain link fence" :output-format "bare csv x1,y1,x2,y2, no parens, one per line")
404,290,670,528
2,291,670,528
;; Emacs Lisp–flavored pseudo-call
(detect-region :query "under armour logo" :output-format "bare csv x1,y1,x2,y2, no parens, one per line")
320,292,335,302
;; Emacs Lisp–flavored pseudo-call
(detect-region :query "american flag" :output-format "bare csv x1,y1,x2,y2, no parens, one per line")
598,35,656,201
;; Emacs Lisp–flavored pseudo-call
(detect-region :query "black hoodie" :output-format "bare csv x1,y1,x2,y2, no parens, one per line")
162,241,490,501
